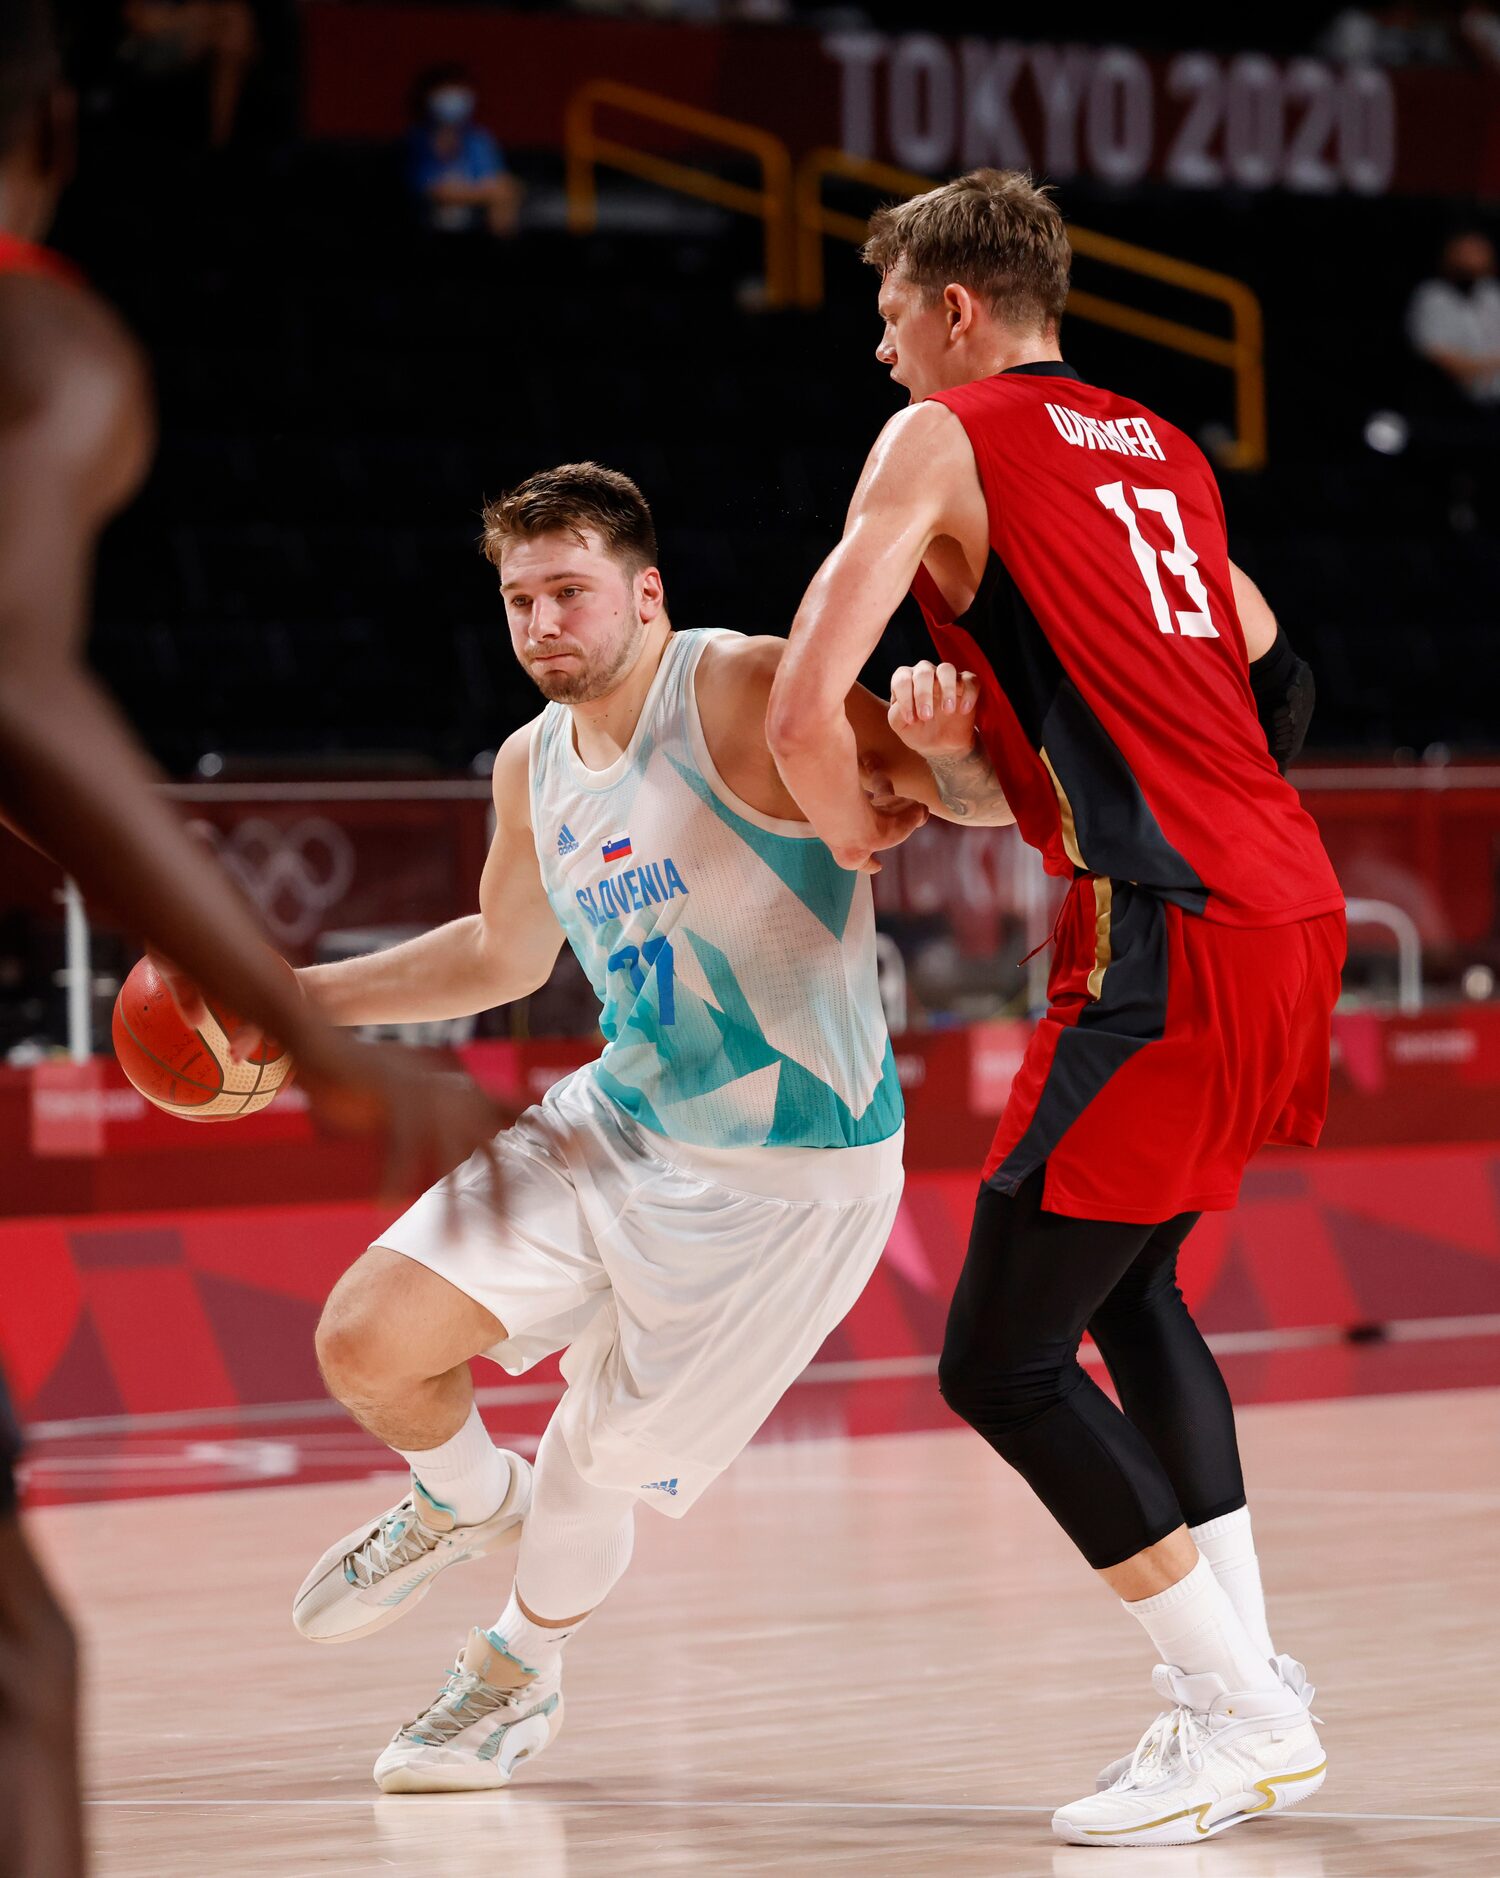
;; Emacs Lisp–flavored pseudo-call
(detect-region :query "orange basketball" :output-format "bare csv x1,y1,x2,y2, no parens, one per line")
111,955,296,1121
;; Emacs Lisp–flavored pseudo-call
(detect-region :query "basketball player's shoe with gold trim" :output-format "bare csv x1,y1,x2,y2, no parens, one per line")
1053,1664,1326,1847
374,1627,564,1793
292,1460,531,1644
1093,1653,1317,1791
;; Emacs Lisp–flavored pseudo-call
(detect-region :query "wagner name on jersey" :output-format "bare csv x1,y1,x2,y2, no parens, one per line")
913,362,1343,929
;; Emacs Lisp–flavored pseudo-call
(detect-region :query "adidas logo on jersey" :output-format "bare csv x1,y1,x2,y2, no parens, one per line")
1045,402,1166,462
557,824,580,856
640,1478,679,1496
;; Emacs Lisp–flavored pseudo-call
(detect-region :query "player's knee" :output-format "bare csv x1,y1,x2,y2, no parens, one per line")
316,1253,410,1397
317,1247,501,1399
938,1335,1069,1441
938,1340,1024,1430
314,1301,373,1402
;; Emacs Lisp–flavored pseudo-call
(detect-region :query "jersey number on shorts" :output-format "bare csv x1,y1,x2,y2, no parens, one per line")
1095,482,1220,639
607,936,676,1024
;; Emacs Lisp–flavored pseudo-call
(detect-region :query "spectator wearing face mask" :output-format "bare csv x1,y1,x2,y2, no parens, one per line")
1407,229,1500,405
407,63,521,237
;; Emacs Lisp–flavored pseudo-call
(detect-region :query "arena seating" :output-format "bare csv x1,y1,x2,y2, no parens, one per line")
71,146,1498,773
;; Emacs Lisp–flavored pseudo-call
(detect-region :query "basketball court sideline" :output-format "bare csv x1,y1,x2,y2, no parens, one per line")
34,1383,1498,1877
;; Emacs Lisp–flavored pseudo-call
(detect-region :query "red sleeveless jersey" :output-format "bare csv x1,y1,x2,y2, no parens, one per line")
0,231,82,287
913,363,1342,928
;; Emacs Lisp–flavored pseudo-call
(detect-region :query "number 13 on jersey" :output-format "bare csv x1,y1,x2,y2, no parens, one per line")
1096,481,1220,639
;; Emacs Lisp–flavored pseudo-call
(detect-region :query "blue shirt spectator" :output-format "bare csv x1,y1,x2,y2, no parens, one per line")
407,65,521,237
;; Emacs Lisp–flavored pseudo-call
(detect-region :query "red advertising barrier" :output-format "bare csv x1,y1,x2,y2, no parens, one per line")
873,769,1500,960
6,1005,1500,1220
8,1014,1500,1216
3,773,1496,1051
2,1143,1496,1430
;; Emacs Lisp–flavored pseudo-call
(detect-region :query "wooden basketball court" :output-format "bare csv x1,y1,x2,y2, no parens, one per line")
29,1383,1498,1877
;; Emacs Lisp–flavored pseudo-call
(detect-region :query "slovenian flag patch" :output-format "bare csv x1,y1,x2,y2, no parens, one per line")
601,834,633,863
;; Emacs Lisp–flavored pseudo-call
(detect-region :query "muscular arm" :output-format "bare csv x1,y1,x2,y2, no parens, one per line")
1229,561,1316,771
298,726,562,1025
842,669,1014,826
0,276,349,1060
920,742,1014,823
1228,561,1277,661
0,275,511,1187
697,631,1002,835
767,403,977,866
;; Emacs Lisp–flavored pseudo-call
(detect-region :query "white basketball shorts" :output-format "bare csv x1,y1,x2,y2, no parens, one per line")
375,1067,903,1517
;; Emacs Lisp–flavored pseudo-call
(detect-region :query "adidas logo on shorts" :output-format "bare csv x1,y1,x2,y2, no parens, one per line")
640,1478,679,1496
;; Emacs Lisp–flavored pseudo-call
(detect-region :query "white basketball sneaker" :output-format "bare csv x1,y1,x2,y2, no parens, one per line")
1094,1653,1317,1791
293,1460,531,1644
1053,1664,1326,1847
374,1627,564,1793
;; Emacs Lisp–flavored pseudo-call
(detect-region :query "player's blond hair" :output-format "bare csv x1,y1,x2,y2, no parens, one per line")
480,462,657,574
863,169,1071,335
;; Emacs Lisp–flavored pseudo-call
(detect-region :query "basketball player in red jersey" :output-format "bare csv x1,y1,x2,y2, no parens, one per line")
0,9,505,1869
769,170,1343,1848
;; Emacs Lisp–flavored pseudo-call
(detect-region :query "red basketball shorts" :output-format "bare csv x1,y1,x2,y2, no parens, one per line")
983,877,1346,1224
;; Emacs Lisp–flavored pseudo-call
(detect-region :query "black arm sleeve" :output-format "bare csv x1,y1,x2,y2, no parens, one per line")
1247,625,1315,773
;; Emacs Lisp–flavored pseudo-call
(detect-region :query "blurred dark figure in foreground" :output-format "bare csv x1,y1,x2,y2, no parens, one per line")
119,0,260,150
407,63,521,237
0,6,516,1865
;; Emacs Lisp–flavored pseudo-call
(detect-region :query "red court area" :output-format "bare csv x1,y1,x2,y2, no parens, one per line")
5,1015,1499,1508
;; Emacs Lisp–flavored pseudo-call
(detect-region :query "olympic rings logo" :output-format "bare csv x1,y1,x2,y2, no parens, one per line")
199,817,358,945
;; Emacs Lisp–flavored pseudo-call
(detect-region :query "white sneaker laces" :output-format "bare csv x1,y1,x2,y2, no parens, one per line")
1126,1704,1208,1788
400,1660,525,1745
343,1500,440,1588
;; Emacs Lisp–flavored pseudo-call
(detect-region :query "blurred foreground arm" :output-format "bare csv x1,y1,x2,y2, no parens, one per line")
0,272,506,1199
0,1508,84,1878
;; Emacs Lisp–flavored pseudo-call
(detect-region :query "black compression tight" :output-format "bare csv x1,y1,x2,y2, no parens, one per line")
938,1171,1247,1570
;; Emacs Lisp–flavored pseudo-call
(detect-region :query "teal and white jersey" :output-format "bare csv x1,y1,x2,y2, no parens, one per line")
528,629,902,1153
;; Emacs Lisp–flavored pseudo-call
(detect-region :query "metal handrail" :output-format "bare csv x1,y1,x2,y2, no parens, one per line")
565,80,795,307
794,147,1267,471
1345,897,1423,1014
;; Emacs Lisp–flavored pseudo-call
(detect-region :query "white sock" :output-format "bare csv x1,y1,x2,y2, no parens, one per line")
397,1403,511,1526
488,1587,588,1673
1125,1553,1281,1694
1190,1506,1275,1659
487,1418,637,1670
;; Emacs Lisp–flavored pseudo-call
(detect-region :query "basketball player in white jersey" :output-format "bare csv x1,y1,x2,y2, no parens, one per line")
287,462,1012,1791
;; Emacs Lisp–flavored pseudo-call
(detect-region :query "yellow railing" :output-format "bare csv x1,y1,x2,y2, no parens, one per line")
565,80,795,308
796,149,1266,470
563,87,1267,469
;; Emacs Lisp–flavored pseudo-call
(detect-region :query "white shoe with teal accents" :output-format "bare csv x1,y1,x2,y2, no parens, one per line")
374,1627,564,1793
1053,1664,1326,1848
292,1461,531,1644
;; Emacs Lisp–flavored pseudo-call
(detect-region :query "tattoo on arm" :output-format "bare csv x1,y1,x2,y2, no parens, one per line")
927,742,1012,824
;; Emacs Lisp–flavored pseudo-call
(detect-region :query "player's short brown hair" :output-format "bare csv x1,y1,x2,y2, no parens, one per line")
863,169,1071,334
480,462,657,575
